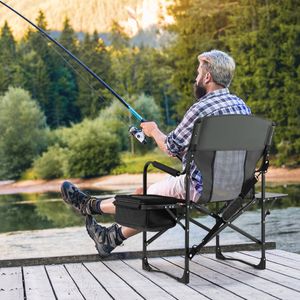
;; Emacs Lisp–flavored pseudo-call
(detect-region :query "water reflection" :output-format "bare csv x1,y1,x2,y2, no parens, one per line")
0,185,299,234
0,190,117,233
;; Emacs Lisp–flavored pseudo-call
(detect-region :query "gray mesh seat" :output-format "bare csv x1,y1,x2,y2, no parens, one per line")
115,115,282,284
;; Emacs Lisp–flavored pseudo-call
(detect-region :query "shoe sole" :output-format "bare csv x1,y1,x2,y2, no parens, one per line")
60,181,72,205
60,182,88,216
85,216,111,257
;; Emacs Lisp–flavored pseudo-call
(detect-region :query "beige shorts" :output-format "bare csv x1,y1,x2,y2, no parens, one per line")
147,174,201,202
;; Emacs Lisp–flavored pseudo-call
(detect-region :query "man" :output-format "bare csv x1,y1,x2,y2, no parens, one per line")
61,49,251,257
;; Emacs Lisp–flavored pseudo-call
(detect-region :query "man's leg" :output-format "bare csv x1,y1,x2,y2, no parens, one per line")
61,181,140,257
146,174,201,202
61,177,200,257
90,197,140,238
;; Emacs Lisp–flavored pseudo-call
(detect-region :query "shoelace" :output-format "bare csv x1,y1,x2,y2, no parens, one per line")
73,190,90,208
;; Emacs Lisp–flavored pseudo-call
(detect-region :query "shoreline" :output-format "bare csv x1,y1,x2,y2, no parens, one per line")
0,167,299,195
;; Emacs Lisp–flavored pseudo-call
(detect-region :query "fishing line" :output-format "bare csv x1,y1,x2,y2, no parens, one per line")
39,34,100,97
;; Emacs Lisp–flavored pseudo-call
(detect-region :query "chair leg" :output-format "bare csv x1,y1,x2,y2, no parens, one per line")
215,202,226,260
215,233,226,260
142,231,151,271
257,173,266,269
183,204,190,283
214,179,267,269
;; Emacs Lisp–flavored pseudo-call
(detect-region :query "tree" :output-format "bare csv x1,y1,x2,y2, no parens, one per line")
97,93,163,153
17,50,50,115
0,21,17,93
133,47,178,125
59,17,78,54
225,0,300,163
109,21,130,49
0,87,48,179
18,11,53,123
76,31,113,118
167,0,236,117
19,13,81,127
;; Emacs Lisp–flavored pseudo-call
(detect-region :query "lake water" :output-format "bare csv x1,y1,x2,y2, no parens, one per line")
0,184,299,253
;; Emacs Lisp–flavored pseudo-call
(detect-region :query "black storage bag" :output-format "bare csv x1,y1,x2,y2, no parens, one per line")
114,194,181,231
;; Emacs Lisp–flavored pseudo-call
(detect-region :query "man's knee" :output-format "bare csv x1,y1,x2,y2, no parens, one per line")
135,186,143,195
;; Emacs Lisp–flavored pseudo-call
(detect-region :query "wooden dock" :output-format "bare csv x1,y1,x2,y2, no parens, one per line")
1,249,299,299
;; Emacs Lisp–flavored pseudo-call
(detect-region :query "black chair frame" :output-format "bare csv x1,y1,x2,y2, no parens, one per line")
139,116,280,284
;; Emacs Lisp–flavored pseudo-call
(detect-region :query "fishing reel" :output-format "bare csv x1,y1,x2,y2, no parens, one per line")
129,126,147,144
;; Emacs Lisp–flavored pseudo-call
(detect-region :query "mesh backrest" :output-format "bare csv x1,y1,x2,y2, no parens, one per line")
189,115,274,203
211,150,246,201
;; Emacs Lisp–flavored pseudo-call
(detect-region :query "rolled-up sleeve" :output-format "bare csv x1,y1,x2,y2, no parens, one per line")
165,103,203,157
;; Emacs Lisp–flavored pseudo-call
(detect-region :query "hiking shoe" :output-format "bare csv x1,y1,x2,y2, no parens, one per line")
86,215,123,257
61,181,93,216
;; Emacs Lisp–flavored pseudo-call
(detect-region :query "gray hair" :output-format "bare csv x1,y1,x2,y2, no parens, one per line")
198,50,235,88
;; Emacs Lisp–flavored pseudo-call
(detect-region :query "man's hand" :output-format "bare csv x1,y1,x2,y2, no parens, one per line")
140,121,158,138
140,121,169,154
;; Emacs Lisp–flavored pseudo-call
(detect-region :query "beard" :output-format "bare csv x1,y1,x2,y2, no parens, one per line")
193,81,207,100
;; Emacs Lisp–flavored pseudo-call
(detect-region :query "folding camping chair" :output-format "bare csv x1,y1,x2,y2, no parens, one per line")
115,115,284,284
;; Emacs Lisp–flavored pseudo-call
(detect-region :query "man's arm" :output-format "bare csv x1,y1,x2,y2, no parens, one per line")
140,121,168,154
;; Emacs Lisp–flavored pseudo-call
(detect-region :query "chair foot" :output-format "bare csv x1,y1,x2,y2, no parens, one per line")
255,257,266,269
178,270,190,284
216,246,226,260
142,257,152,271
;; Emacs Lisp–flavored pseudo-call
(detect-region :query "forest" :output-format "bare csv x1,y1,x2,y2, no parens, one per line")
0,0,299,180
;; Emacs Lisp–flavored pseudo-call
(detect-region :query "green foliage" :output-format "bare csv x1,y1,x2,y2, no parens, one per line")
111,150,182,175
110,46,177,124
33,145,68,179
0,87,48,179
76,32,113,118
167,0,300,164
34,118,121,179
109,21,130,49
167,0,234,116
225,0,300,163
0,1,299,172
0,21,17,93
65,120,120,177
98,93,163,153
16,49,50,112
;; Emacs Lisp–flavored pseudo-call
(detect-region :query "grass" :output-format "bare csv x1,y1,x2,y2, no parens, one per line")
20,150,182,180
111,150,182,174
20,168,39,180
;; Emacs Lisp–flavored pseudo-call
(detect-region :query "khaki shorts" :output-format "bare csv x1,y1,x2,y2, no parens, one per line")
147,174,201,202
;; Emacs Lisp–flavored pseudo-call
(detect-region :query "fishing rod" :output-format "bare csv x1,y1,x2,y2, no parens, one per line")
0,1,147,144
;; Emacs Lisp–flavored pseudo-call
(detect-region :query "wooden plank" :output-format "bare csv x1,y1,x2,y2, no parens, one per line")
245,251,300,270
84,261,143,300
45,265,84,300
0,243,276,268
124,258,209,300
241,251,300,279
23,265,56,300
104,260,175,299
267,250,300,263
199,253,300,298
65,263,112,300
147,257,244,300
0,267,23,300
166,256,278,300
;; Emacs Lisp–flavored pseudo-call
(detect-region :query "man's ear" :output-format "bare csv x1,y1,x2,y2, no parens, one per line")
204,72,211,84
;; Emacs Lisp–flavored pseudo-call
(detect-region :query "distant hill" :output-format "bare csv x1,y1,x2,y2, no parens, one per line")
0,0,173,45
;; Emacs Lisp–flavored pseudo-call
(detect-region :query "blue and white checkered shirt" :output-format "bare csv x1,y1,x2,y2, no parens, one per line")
165,88,251,194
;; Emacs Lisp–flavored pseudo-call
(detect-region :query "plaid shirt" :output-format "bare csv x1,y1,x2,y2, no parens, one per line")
165,88,251,194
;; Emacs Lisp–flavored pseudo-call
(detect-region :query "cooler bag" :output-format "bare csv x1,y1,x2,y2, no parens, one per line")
114,194,182,231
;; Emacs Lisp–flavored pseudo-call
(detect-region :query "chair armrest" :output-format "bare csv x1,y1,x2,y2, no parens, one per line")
151,161,181,177
255,192,288,201
143,161,181,195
